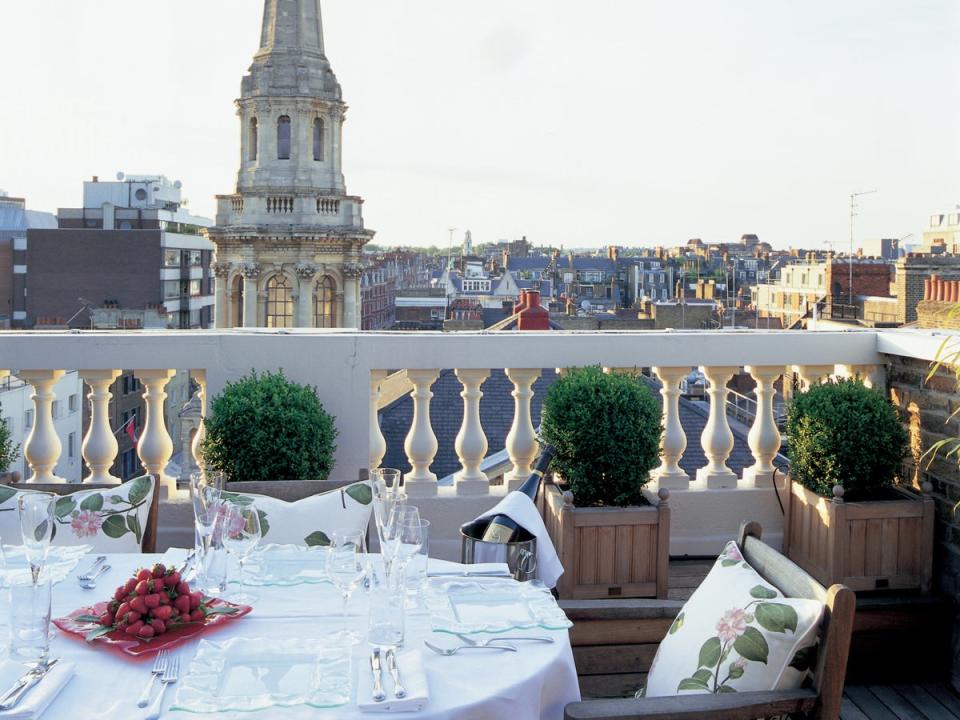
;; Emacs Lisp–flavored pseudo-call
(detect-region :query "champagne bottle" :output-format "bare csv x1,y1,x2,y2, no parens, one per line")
477,445,555,544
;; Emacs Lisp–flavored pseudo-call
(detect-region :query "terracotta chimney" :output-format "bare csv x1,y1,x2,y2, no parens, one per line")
924,278,932,301
517,291,550,330
515,290,529,314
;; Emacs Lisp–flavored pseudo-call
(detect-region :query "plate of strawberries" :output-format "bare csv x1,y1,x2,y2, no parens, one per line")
54,563,251,658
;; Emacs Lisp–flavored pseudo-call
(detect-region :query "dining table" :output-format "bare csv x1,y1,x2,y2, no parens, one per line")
1,549,582,719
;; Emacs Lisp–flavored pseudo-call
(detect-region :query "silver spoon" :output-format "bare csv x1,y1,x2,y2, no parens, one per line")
78,564,110,590
423,641,517,656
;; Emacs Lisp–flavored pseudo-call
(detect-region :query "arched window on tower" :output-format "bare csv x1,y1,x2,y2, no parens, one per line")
277,116,292,160
266,275,294,328
248,118,258,161
315,276,337,328
313,118,325,162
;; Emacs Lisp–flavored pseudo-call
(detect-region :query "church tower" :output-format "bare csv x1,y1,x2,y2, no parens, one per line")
208,0,373,329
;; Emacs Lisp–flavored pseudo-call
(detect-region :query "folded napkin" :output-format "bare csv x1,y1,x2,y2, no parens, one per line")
357,650,429,714
426,561,510,577
476,492,565,589
0,661,75,720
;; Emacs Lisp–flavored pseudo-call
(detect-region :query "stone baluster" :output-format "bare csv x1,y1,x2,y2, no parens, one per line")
136,369,177,499
835,364,884,390
504,368,541,491
190,369,207,472
743,366,784,488
454,369,491,495
369,370,388,472
403,370,440,497
79,370,122,484
793,365,834,390
19,371,66,483
651,367,690,489
696,366,739,489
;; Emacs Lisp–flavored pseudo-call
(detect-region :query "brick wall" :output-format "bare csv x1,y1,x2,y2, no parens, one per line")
918,300,960,330
896,255,960,324
826,261,891,299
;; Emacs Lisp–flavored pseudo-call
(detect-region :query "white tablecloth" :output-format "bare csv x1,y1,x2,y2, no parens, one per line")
2,552,580,719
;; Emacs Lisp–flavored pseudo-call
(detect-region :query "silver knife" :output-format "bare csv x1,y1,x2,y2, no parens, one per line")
385,648,407,699
0,658,60,711
370,649,386,702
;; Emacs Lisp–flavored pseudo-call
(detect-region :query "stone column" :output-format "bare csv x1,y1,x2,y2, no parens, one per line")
696,366,739,489
135,369,177,499
504,368,541,491
403,370,440,497
743,366,784,488
213,263,231,328
369,370,388,472
342,264,361,329
79,369,122,485
651,367,690,489
295,263,318,328
19,370,66,483
454,369,491,495
242,264,261,329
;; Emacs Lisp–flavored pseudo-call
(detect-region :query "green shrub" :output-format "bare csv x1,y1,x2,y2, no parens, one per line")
202,370,337,483
540,366,662,507
787,379,908,500
0,400,18,473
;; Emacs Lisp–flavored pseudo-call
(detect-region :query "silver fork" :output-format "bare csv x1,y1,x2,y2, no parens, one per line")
145,655,179,720
136,650,168,708
423,641,517,656
78,564,110,590
76,556,106,582
456,634,555,647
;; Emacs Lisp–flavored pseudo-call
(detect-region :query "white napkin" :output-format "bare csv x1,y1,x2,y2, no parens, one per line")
0,661,75,720
357,650,429,713
426,561,510,577
476,492,565,589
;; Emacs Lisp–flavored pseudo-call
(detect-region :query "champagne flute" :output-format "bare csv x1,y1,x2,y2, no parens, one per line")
385,506,423,588
328,530,367,620
18,493,55,585
373,490,406,579
222,502,262,604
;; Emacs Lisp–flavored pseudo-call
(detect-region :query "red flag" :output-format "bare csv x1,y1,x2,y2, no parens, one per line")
126,416,138,447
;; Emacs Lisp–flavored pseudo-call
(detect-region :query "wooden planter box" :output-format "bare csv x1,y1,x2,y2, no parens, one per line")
783,481,935,593
539,482,670,600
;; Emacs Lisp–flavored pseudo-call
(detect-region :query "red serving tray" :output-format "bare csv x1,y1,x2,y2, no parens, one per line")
54,599,251,660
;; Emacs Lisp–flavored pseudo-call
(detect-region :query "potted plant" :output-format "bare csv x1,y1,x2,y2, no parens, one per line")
783,378,933,592
538,366,670,599
202,370,338,485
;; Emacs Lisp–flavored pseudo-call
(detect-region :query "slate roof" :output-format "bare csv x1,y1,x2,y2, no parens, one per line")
567,256,616,272
380,370,759,482
506,256,553,272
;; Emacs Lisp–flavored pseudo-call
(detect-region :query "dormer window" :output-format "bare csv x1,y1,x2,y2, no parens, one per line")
277,116,292,160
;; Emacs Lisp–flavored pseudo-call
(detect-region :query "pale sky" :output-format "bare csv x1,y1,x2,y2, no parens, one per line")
2,1,958,250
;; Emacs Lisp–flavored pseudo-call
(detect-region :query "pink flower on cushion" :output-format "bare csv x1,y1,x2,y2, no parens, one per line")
734,657,747,670
71,510,103,538
716,608,748,644
723,543,743,562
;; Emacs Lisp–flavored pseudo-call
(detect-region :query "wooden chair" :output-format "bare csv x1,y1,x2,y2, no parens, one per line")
26,475,160,553
564,521,856,720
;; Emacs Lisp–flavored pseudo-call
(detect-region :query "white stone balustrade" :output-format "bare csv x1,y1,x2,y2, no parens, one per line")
454,369,491,495
136,369,177,499
19,370,66,483
403,369,440,497
369,370,388,472
652,367,690,490
504,368,541,492
80,369,122,484
190,369,208,472
696,365,739,489
794,364,834,389
742,365,784,488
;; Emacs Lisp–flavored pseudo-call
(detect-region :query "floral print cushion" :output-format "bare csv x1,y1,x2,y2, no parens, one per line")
0,475,155,553
643,541,824,698
220,480,373,547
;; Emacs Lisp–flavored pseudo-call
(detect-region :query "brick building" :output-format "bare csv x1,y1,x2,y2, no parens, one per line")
896,254,960,325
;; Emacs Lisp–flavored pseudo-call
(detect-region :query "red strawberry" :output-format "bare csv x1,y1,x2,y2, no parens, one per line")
135,579,155,596
124,577,138,595
130,596,148,615
174,595,191,615
136,569,152,582
190,609,205,623
108,600,120,613
164,571,181,588
113,586,127,601
176,581,190,596
151,564,167,579
151,605,173,621
125,611,142,624
125,620,144,636
150,619,166,635
189,592,203,610
137,624,155,638
99,612,114,627
144,594,161,610
158,593,170,605
116,601,132,619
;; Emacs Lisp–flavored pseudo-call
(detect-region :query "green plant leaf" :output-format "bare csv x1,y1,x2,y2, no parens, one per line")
257,509,269,538
127,476,152,506
733,627,769,663
691,669,713,683
718,685,738,693
80,494,104,512
720,559,739,567
73,614,104,624
127,513,142,543
85,625,114,642
789,646,817,673
750,585,778,599
677,677,711,692
304,530,330,547
34,519,49,542
669,612,685,635
755,603,799,634
54,497,76,518
698,637,722,668
345,483,373,506
110,495,124,504
102,514,128,539
728,662,745,679
0,486,17,505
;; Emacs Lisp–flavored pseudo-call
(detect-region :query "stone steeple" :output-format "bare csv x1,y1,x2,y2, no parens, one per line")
208,0,373,331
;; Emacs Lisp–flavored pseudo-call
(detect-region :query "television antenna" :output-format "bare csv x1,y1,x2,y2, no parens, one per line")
849,190,877,303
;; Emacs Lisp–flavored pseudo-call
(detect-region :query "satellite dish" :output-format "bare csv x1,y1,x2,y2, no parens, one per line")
116,172,125,181
174,180,183,189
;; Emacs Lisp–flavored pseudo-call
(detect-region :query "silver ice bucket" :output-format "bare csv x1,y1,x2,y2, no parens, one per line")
460,531,538,582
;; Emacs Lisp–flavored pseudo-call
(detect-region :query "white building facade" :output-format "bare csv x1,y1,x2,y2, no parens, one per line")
208,0,374,330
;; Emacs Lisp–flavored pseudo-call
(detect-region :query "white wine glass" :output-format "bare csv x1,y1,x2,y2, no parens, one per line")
328,530,367,620
374,491,406,579
18,493,56,585
222,502,262,604
386,506,423,587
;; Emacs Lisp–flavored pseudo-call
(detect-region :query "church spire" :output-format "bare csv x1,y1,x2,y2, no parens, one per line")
258,0,326,58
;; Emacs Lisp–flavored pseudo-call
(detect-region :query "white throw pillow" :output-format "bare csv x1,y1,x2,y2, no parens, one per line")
644,541,824,697
220,481,373,546
0,475,156,553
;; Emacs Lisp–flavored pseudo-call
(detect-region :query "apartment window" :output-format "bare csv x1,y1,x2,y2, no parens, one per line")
315,276,337,328
190,280,202,297
51,400,61,419
190,309,201,327
122,375,130,395
248,117,258,161
68,394,79,413
24,409,33,428
660,273,665,283
121,448,138,480
190,250,202,267
430,309,442,320
313,118,325,161
163,281,180,300
163,249,181,268
68,432,76,459
277,116,292,160
266,275,294,328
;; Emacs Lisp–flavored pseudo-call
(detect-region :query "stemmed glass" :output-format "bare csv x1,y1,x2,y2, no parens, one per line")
383,505,424,588
222,502,262,604
328,530,367,619
18,493,55,585
371,468,401,497
190,475,223,556
373,488,406,580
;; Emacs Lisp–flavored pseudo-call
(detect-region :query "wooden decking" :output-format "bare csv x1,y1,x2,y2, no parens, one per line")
842,684,960,719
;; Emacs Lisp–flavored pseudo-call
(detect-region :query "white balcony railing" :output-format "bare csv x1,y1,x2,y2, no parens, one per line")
0,328,935,556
